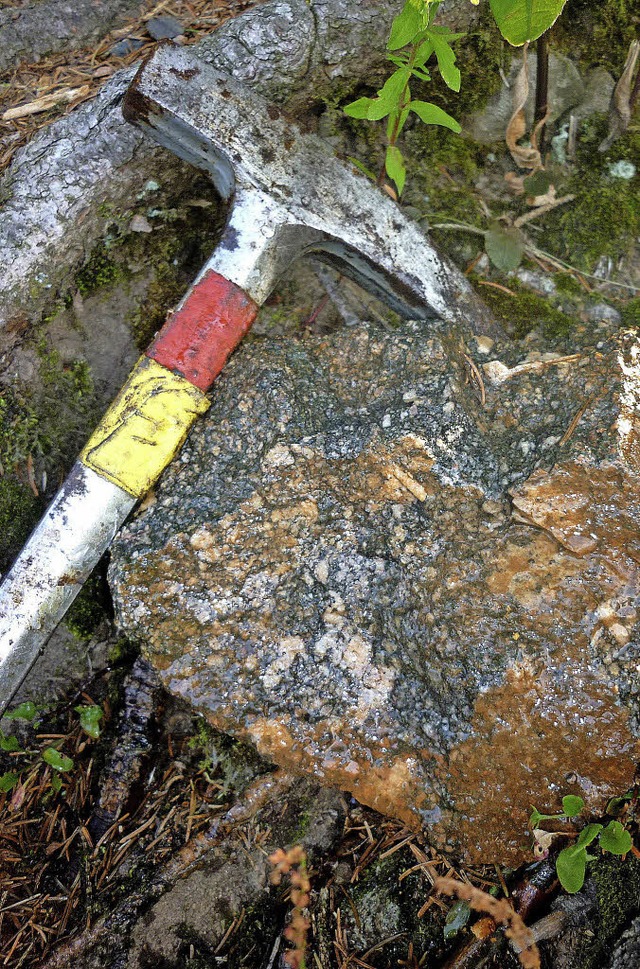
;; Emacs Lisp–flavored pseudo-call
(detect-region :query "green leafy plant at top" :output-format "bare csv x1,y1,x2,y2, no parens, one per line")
489,0,569,46
530,795,633,894
344,0,462,195
343,0,571,197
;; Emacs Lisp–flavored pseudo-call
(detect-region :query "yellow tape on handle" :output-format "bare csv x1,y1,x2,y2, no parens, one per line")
80,357,210,498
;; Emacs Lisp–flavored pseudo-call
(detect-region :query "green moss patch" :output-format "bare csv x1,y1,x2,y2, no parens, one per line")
65,573,110,640
470,275,576,338
555,0,639,75
0,348,97,568
565,854,640,969
620,297,640,328
75,247,121,297
0,478,41,573
542,121,640,272
454,8,506,116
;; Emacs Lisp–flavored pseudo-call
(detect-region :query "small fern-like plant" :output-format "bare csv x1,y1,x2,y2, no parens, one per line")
344,0,462,196
344,0,570,197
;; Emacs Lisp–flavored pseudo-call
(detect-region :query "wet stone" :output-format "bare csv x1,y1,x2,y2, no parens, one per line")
109,319,640,865
109,38,145,57
146,15,184,40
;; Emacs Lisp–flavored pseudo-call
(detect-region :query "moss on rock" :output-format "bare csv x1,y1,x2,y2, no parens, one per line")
64,573,110,640
75,247,122,297
542,120,640,273
469,275,575,338
0,347,97,568
556,0,639,76
341,847,459,967
0,477,41,574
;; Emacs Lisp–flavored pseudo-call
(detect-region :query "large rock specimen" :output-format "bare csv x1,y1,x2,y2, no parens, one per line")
110,316,640,865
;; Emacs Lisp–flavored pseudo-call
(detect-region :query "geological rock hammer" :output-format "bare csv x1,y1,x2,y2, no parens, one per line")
0,44,500,713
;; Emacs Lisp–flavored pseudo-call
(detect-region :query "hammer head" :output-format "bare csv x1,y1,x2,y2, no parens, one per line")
124,45,499,336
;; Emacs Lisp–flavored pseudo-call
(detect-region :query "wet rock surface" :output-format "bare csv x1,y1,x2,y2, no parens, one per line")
110,316,640,865
464,50,591,144
0,0,141,74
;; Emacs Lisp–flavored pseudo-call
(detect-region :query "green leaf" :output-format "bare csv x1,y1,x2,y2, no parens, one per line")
5,702,38,722
413,38,435,69
443,900,471,939
599,821,632,855
387,53,410,68
0,732,20,753
50,773,63,793
429,25,466,42
484,224,525,271
0,772,19,793
348,157,377,181
562,795,585,818
489,0,569,46
429,34,461,92
385,145,407,195
75,704,103,740
387,104,411,141
606,794,632,816
575,823,603,849
529,806,544,829
366,99,392,121
344,97,375,119
377,68,411,108
387,0,426,51
409,100,461,132
42,748,74,773
523,170,553,196
556,844,587,894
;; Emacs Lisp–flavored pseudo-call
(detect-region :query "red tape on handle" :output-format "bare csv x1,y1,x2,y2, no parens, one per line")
147,271,258,392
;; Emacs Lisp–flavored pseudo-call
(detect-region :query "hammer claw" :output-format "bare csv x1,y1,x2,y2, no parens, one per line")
125,45,501,337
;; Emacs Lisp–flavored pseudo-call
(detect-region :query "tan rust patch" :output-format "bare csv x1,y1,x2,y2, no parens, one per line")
118,426,640,865
511,461,640,573
443,659,638,866
248,718,428,830
487,530,584,603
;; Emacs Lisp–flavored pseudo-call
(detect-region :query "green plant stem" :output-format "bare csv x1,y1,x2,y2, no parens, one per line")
535,32,549,153
378,45,419,188
430,220,640,292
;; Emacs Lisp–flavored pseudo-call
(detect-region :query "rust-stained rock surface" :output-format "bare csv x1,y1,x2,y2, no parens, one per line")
109,319,640,864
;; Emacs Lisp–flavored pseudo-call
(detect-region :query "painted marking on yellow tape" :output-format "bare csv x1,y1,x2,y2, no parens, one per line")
81,357,210,498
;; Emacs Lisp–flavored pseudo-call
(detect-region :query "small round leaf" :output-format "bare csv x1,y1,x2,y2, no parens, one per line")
75,704,103,739
562,795,585,817
484,224,525,272
42,748,74,773
4,701,38,722
599,821,632,856
556,845,587,894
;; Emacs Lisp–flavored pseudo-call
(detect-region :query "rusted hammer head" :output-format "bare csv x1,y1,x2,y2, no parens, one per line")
124,45,499,336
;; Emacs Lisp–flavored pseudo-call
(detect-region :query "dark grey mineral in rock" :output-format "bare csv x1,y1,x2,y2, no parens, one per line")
110,317,640,866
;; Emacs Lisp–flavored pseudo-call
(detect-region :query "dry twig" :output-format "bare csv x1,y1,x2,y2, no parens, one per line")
435,877,540,969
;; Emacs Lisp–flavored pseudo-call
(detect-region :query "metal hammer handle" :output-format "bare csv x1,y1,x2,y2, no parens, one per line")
0,267,258,714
